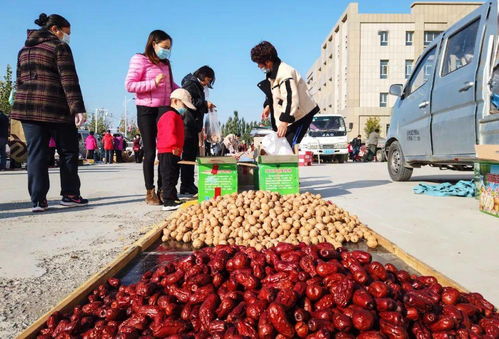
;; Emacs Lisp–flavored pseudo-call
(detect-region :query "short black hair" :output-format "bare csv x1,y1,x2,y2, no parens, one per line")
251,41,279,64
375,129,380,133
193,66,216,88
235,133,241,138
107,130,111,133
90,131,94,135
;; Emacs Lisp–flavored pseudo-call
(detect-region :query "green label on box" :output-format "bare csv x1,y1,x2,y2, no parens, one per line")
258,163,299,195
198,164,238,201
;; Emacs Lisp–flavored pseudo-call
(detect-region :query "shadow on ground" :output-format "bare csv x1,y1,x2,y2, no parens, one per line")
0,195,144,219
301,176,391,197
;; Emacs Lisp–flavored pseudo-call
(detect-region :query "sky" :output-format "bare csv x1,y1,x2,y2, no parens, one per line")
0,0,475,127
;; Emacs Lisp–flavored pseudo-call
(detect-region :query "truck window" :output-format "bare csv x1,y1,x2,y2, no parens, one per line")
308,116,346,137
406,48,436,96
442,19,480,76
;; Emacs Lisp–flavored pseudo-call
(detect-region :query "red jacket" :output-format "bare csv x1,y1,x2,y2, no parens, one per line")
103,133,114,150
157,107,184,155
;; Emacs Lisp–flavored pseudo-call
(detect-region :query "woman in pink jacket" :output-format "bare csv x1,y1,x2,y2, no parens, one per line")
84,131,98,160
125,30,178,205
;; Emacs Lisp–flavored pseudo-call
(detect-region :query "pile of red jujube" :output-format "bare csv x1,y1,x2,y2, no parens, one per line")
37,243,498,338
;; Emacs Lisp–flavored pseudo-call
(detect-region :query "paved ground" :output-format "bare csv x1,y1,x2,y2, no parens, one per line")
0,163,168,338
0,161,497,338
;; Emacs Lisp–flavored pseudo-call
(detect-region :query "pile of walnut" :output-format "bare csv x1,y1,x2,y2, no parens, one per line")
162,191,378,250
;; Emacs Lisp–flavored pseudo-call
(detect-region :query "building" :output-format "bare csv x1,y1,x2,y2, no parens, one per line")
306,1,482,139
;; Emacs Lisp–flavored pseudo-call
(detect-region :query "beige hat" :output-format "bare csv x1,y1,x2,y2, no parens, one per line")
170,88,196,110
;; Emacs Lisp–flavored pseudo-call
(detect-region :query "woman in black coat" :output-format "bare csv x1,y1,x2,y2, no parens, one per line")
180,66,216,195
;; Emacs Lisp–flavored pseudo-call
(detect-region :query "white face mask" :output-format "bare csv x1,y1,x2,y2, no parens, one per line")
61,32,70,44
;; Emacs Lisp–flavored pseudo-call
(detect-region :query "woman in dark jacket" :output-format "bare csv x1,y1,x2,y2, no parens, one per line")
10,13,88,212
180,66,216,195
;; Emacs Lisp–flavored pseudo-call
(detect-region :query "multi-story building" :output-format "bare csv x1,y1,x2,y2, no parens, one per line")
306,2,482,139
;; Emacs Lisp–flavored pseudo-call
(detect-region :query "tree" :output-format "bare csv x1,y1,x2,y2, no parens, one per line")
221,111,262,145
118,118,139,138
85,112,111,135
364,117,381,138
0,65,13,115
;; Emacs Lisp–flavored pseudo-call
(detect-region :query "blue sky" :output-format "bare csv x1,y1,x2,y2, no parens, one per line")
0,0,473,127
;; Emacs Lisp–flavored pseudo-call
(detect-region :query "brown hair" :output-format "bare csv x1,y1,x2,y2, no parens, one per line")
144,30,172,65
251,41,279,64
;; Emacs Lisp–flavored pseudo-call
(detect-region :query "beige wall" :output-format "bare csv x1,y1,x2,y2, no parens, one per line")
306,1,482,140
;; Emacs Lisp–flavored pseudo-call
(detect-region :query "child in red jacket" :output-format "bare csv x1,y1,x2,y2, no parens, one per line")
157,89,196,210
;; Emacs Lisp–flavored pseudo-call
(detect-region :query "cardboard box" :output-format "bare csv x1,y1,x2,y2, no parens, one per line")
237,163,257,192
476,162,499,218
475,144,499,162
197,157,238,202
257,155,299,195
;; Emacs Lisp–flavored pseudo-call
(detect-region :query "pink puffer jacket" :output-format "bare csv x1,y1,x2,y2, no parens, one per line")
85,135,97,150
125,54,179,107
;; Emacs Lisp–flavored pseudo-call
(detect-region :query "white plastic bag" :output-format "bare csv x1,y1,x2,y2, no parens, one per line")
205,111,222,143
261,132,293,155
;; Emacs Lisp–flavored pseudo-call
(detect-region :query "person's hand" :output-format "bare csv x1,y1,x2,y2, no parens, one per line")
261,105,270,121
277,121,288,138
75,113,86,128
198,131,205,147
207,101,216,112
155,73,166,86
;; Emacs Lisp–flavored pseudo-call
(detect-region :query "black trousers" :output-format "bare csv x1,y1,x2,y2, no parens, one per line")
137,105,167,190
180,131,198,188
22,121,81,203
86,149,94,160
48,147,56,167
158,152,180,202
134,150,143,163
115,150,123,163
285,111,316,148
105,149,113,163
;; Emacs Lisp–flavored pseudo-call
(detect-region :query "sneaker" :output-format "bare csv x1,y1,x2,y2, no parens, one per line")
60,195,89,207
32,199,48,212
162,200,182,211
180,184,198,195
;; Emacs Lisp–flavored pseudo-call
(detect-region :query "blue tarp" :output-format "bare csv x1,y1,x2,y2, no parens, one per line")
413,180,475,197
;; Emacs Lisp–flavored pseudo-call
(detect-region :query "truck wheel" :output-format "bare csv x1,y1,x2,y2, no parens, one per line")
376,149,386,162
387,141,413,181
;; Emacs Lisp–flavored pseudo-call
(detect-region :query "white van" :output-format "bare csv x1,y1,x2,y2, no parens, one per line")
300,114,349,163
386,0,499,181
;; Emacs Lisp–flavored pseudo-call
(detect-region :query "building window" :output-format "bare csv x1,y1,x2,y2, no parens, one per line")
379,31,388,46
380,60,389,79
442,19,479,76
405,60,414,79
379,93,388,107
406,31,414,46
424,31,442,46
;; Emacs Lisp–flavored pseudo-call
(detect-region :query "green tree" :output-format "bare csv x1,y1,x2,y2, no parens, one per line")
0,65,14,115
85,112,111,135
364,117,381,138
221,111,263,145
118,118,139,139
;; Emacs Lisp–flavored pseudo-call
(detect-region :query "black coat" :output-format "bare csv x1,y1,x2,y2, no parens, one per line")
181,73,208,134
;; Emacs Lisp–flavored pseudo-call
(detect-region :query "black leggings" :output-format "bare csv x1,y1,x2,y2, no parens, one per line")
137,105,167,190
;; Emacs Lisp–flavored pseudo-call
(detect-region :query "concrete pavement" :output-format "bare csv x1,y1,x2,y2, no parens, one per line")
0,161,497,337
